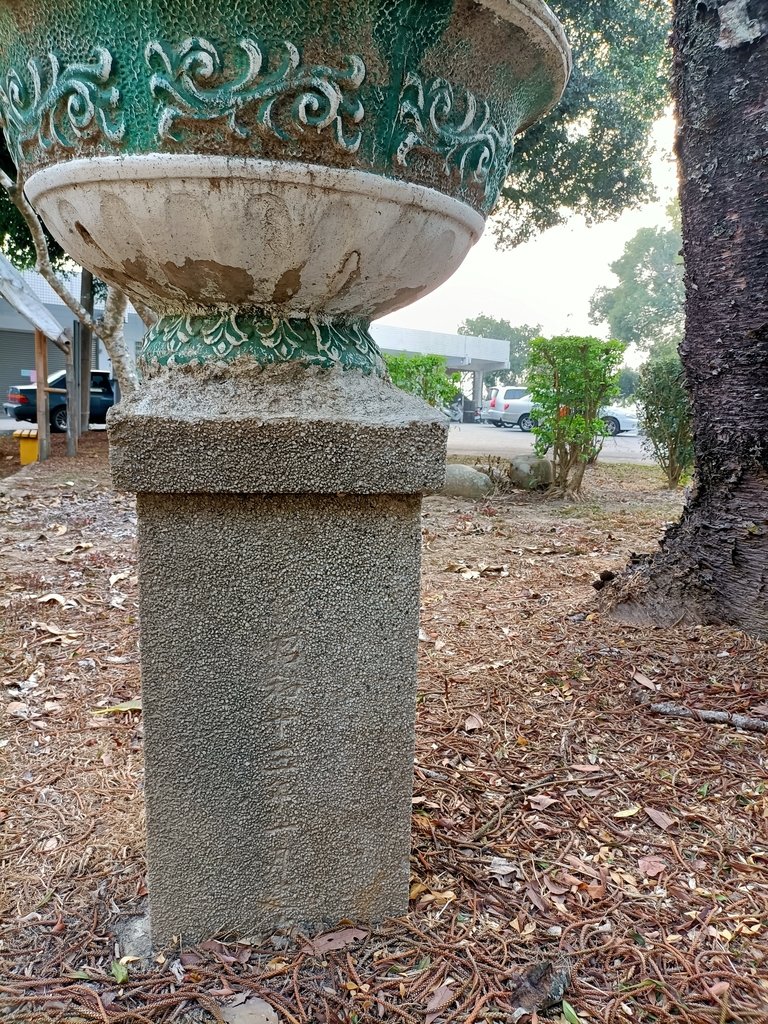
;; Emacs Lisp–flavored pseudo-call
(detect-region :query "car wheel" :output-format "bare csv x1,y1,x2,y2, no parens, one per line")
492,419,503,427
518,413,534,432
51,407,68,433
602,416,621,437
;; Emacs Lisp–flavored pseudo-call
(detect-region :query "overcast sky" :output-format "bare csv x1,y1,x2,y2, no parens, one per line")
378,116,678,364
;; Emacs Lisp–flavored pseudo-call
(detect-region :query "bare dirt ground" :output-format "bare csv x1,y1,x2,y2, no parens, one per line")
1,436,766,1024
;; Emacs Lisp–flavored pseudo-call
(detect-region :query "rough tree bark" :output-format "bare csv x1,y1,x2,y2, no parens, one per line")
609,0,768,637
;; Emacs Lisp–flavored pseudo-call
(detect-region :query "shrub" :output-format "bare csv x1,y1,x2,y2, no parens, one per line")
527,335,625,497
636,355,694,489
383,354,461,406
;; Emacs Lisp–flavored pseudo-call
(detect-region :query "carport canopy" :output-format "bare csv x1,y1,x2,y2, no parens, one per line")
371,324,509,375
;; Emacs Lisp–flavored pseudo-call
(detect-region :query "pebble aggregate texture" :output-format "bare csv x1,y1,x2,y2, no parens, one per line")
109,362,448,494
137,488,422,944
110,365,447,944
0,0,568,215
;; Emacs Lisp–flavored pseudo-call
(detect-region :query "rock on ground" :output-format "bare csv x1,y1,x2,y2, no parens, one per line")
507,456,553,490
441,463,493,498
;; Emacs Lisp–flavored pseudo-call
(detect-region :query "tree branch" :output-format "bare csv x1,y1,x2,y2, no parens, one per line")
97,286,139,397
0,167,140,398
0,168,98,331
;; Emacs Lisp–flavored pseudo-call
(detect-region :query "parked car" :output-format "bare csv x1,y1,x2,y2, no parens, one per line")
599,404,639,437
482,386,535,430
482,387,638,436
4,370,115,432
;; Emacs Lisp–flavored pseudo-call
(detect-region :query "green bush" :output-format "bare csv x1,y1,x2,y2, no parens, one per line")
383,354,461,406
527,335,625,497
636,355,694,489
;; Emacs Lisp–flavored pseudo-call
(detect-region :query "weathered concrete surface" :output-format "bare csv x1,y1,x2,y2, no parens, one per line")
137,490,421,945
110,362,447,494
110,364,446,946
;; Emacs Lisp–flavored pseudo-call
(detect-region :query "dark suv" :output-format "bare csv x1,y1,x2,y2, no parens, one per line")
4,370,115,432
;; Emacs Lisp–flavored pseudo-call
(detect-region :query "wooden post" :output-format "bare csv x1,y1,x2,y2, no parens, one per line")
64,330,79,457
34,328,50,462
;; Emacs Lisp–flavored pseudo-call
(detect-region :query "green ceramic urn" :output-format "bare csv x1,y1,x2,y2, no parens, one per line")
0,0,570,373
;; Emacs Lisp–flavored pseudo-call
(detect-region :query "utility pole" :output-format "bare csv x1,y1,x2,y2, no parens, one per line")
79,268,93,433
64,327,79,457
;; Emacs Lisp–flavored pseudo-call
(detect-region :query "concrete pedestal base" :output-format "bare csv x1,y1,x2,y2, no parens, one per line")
109,363,446,945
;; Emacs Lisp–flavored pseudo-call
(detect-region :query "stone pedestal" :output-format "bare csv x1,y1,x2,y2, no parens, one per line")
110,363,446,944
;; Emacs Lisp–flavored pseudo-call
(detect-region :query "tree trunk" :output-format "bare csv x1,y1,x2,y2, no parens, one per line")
609,0,768,637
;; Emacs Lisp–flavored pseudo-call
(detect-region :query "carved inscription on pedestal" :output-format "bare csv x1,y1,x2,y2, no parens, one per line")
257,635,302,917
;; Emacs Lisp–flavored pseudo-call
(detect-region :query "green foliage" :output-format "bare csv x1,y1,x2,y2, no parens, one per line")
383,353,460,407
636,354,693,489
590,219,684,354
527,335,625,496
618,366,641,401
495,0,671,248
457,315,541,386
0,141,67,268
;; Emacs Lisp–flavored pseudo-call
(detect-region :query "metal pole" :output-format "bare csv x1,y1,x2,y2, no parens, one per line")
64,329,79,457
79,269,93,433
34,328,50,462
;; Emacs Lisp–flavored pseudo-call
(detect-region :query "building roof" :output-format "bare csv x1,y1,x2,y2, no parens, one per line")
2,272,509,372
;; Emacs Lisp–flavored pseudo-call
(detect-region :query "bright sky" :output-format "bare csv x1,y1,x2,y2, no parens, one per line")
378,115,678,365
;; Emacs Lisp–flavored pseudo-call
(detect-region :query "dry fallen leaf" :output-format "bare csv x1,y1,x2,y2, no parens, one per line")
464,713,483,732
425,982,457,1024
220,998,280,1024
638,855,667,878
645,806,676,831
707,982,730,998
632,670,656,690
529,794,558,811
302,926,367,955
614,805,641,819
92,698,142,716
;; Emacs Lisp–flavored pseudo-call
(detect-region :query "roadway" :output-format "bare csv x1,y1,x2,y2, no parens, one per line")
1,416,652,465
447,422,652,464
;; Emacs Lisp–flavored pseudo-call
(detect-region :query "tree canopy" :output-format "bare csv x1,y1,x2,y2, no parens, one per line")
457,316,542,385
383,353,460,406
0,2,672,264
495,0,671,248
589,217,684,355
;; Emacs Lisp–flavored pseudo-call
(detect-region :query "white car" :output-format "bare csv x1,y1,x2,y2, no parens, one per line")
482,387,638,436
600,405,639,436
482,386,535,430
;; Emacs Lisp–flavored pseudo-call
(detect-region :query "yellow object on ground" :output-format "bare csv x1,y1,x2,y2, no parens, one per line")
13,427,39,465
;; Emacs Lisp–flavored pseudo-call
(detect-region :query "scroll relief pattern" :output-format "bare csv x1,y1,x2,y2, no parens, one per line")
0,41,512,199
146,37,366,153
0,48,124,165
141,311,385,374
392,71,513,200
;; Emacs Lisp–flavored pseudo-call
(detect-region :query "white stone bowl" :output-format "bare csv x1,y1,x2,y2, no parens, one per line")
25,155,485,318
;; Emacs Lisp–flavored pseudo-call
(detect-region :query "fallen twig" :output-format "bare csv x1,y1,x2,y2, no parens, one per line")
640,700,768,733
